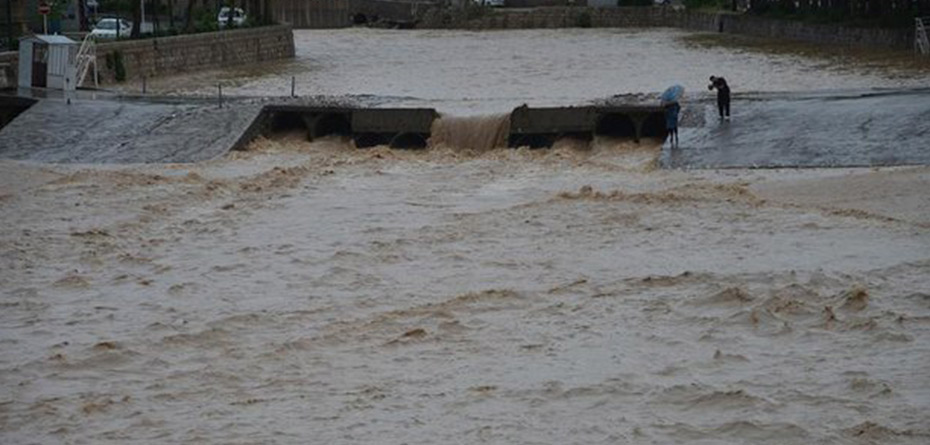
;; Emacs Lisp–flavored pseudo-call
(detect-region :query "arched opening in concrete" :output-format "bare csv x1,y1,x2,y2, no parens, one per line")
352,13,368,25
390,133,428,149
594,113,637,139
266,111,309,140
510,133,556,149
354,133,389,148
312,113,351,139
640,112,667,139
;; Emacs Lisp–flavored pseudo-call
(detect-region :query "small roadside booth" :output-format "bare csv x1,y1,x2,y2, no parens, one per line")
18,35,80,91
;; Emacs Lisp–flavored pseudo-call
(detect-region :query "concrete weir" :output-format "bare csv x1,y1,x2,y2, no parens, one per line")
5,89,928,167
510,105,666,147
251,105,439,149
244,104,667,150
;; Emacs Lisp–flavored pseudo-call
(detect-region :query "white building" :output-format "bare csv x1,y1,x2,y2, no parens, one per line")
18,34,79,91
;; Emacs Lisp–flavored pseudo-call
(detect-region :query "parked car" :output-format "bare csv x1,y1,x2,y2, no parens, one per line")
90,18,132,39
218,7,247,28
472,0,505,6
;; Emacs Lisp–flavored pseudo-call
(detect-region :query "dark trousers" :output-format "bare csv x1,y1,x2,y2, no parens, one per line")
717,94,730,118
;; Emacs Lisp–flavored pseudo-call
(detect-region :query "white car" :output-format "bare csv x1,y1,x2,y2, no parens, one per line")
218,7,247,28
473,0,505,6
90,18,132,39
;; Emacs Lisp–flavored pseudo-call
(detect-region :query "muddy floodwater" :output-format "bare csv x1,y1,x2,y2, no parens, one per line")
153,28,930,114
3,28,930,444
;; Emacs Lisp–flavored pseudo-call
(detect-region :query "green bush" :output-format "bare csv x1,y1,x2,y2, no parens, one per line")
193,7,220,33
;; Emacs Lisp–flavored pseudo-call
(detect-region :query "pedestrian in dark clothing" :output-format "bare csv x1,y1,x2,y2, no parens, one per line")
665,101,680,148
708,76,731,120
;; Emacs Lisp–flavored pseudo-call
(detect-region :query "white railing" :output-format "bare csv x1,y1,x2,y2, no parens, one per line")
916,17,929,56
75,33,98,88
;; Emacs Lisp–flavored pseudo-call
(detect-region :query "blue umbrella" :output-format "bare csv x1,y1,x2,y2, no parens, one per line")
661,84,685,103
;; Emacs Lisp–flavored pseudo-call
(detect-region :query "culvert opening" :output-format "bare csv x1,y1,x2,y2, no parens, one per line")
594,113,637,139
641,112,667,139
354,133,389,148
268,112,307,134
352,13,368,25
390,133,428,149
313,114,351,139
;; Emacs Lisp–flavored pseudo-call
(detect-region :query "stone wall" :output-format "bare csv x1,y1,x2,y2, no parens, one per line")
417,7,912,50
94,25,296,83
0,25,296,87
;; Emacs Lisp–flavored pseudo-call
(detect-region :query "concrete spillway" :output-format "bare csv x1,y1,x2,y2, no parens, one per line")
2,89,929,167
241,103,667,151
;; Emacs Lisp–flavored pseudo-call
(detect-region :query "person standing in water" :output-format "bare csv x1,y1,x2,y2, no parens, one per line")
708,76,731,120
665,101,680,148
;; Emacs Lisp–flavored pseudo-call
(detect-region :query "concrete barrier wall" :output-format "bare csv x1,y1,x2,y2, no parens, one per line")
94,25,296,83
417,7,912,50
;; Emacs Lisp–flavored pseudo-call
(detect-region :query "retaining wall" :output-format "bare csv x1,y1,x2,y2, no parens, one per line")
715,13,913,50
94,25,295,83
0,25,295,87
417,7,913,50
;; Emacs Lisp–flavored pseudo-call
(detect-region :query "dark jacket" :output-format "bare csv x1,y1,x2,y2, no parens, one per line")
710,77,730,100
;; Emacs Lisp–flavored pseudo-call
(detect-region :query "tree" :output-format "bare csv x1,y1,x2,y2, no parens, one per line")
131,0,142,37
185,0,196,31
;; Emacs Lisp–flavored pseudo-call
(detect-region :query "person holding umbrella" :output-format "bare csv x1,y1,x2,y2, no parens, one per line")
661,85,683,148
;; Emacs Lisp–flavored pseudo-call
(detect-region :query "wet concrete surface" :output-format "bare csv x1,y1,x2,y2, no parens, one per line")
0,97,263,163
663,89,930,169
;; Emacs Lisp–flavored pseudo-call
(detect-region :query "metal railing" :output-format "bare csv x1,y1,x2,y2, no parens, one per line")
75,33,98,88
917,17,929,56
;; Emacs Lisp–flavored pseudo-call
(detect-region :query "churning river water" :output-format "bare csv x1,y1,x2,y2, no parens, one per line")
2,28,929,444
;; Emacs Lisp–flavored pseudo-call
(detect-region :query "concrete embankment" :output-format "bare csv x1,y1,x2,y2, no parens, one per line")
0,96,264,163
663,89,930,169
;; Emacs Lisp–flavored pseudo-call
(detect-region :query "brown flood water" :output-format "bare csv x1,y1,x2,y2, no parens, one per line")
3,28,930,444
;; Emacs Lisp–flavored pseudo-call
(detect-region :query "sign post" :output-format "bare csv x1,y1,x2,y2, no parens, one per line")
38,2,51,34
